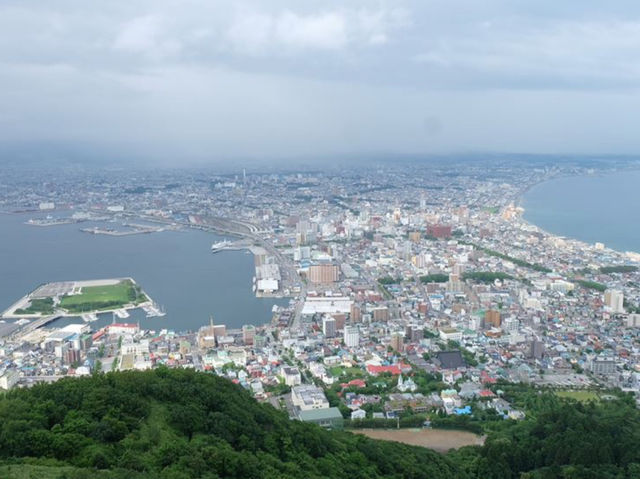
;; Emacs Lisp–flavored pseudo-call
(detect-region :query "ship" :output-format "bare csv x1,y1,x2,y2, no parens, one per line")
211,240,233,253
143,303,166,318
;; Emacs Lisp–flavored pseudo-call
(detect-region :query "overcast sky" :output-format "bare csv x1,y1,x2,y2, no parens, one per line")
2,1,640,163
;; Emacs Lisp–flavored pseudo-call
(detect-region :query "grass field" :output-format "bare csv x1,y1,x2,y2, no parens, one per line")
59,279,147,313
555,390,600,402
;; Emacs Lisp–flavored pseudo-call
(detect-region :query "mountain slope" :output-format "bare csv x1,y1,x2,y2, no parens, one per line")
0,368,465,479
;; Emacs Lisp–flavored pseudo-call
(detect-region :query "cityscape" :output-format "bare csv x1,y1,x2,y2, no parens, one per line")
2,158,640,438
2,1,640,477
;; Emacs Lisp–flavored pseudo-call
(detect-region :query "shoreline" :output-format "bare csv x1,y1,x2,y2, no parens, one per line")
515,168,640,257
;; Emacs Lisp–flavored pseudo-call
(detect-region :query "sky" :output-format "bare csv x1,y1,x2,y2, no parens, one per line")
1,0,640,163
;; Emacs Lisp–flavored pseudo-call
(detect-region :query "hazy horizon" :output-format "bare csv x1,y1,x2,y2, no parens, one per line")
3,1,640,163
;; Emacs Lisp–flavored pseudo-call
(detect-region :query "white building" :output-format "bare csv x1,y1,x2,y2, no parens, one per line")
604,289,624,314
291,385,330,411
343,326,360,348
439,328,462,342
280,366,302,387
0,369,19,390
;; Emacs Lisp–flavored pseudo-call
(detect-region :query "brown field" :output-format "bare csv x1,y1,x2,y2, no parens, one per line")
351,428,485,453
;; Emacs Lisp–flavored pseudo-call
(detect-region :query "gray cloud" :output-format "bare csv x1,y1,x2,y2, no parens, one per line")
0,0,640,161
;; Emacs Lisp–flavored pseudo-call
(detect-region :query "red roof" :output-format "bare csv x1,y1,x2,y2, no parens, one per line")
341,379,366,389
109,323,137,329
367,364,402,375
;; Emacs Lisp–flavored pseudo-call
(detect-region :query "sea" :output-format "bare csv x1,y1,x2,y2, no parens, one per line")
522,169,640,254
0,212,289,332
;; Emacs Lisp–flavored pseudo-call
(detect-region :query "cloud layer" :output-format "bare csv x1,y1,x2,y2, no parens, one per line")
1,1,640,162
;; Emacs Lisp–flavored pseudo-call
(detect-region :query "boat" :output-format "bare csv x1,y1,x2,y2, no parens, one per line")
114,309,130,319
211,240,233,253
143,303,166,318
81,313,98,322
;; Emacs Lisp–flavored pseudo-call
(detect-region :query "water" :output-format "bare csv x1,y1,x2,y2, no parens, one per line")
0,213,288,331
523,169,640,253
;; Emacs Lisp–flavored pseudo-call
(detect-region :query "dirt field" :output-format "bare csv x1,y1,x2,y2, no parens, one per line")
351,428,485,453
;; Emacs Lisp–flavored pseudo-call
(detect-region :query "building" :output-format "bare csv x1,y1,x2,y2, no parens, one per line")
107,323,139,335
242,325,256,345
343,326,360,347
291,385,330,410
627,314,640,327
322,316,336,338
198,318,219,349
301,296,353,315
350,303,361,323
591,356,616,375
528,339,546,359
604,289,624,313
390,332,404,352
297,408,344,429
0,369,19,390
280,366,302,387
439,327,462,342
427,224,452,239
372,307,390,322
435,351,465,370
485,310,501,328
308,264,340,283
447,273,464,293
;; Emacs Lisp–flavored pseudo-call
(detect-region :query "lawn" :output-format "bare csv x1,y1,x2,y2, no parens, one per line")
555,390,600,402
59,279,147,313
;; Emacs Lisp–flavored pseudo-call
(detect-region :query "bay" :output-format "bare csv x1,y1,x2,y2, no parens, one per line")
0,212,288,331
522,169,640,254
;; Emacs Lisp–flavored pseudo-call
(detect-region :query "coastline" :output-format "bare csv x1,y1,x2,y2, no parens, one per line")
515,168,640,256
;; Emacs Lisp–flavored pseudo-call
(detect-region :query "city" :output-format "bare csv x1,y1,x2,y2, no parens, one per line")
2,158,640,438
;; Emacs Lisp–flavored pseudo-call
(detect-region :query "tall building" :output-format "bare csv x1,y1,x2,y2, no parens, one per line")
390,332,404,352
604,289,624,313
333,313,346,331
308,264,340,283
322,316,336,338
372,307,390,322
447,273,464,293
485,309,501,328
350,304,361,323
242,325,256,345
343,326,360,347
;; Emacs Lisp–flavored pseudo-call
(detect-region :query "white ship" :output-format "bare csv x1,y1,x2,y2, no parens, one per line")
114,309,130,319
143,303,166,318
81,313,98,322
211,240,232,253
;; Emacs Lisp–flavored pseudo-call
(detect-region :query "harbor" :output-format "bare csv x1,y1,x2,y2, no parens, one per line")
81,222,173,236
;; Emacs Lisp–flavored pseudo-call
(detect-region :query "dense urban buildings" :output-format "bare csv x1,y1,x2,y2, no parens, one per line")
1,158,640,438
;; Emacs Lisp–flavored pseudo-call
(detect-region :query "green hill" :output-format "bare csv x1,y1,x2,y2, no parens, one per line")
0,368,464,479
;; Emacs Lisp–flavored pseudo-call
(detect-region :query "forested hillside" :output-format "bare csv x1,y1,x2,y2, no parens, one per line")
0,368,463,479
1,369,639,479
